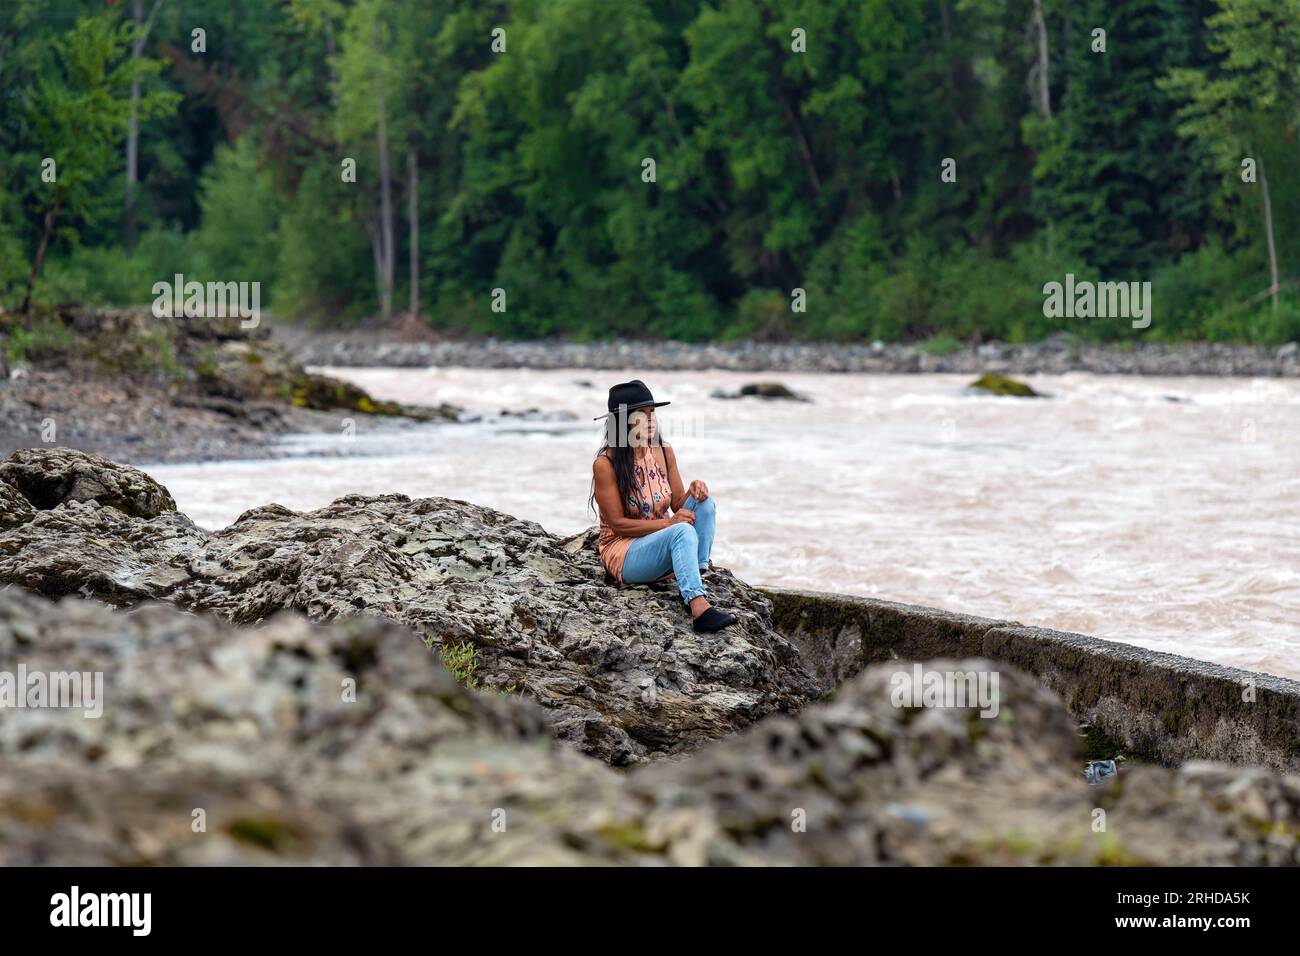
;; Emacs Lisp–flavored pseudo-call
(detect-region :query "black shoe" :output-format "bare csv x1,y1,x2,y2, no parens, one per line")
692,607,736,633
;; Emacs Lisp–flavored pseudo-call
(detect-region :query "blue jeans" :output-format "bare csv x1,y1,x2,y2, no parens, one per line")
621,494,716,604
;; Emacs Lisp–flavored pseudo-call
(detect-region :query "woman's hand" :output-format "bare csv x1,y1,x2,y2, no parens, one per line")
668,509,696,526
687,479,709,502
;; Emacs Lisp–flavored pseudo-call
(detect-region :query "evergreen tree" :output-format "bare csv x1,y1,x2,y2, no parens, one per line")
1038,0,1215,275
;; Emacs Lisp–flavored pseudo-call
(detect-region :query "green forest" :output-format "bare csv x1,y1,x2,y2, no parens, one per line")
2,0,1299,345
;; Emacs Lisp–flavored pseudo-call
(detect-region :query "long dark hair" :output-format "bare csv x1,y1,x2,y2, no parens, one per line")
587,411,667,518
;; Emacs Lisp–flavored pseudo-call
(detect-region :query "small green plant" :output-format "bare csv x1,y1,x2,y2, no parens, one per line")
424,636,517,695
436,638,479,688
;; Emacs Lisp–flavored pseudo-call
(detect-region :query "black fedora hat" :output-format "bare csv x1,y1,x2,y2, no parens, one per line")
593,379,671,420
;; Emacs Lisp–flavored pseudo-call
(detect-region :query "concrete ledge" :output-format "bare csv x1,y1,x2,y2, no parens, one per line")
760,586,1300,773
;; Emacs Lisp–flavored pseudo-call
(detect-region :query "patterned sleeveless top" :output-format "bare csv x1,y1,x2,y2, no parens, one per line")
598,444,673,582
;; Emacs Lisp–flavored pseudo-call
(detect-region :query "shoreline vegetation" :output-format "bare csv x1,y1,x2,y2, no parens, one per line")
6,2,1300,350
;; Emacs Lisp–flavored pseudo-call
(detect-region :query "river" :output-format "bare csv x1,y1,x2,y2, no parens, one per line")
146,367,1300,680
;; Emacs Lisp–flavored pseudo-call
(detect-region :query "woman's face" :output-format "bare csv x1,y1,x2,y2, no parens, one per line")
628,408,655,446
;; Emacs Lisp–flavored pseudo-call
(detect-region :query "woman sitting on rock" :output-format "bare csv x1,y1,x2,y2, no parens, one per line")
589,380,736,633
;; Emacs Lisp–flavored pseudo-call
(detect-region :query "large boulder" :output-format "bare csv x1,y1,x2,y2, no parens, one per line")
711,382,810,401
0,447,176,517
0,449,817,764
0,587,599,865
968,372,1041,398
1,586,1296,865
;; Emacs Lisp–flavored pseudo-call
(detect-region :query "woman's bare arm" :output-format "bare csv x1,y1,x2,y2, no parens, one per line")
594,455,675,537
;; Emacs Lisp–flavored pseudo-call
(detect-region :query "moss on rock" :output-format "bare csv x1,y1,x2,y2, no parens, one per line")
969,373,1040,397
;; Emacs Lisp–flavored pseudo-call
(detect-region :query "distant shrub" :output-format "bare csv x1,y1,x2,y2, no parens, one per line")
33,227,198,308
918,334,964,356
274,166,374,324
3,317,77,365
190,138,283,289
1147,240,1262,342
723,289,795,342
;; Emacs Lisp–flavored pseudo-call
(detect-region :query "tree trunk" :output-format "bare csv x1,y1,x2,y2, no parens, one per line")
1031,0,1052,120
777,92,821,195
223,0,236,78
125,0,165,246
752,5,820,195
374,25,394,321
376,101,394,321
125,0,144,245
408,150,419,319
20,199,62,315
1060,3,1071,106
126,71,141,244
367,214,385,312
1260,156,1280,313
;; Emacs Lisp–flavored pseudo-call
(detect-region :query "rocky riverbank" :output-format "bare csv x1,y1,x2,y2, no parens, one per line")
0,308,463,464
1,447,1297,865
0,448,814,764
277,324,1300,377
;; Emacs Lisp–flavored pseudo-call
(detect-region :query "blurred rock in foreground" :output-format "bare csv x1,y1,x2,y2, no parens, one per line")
1,587,1296,865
